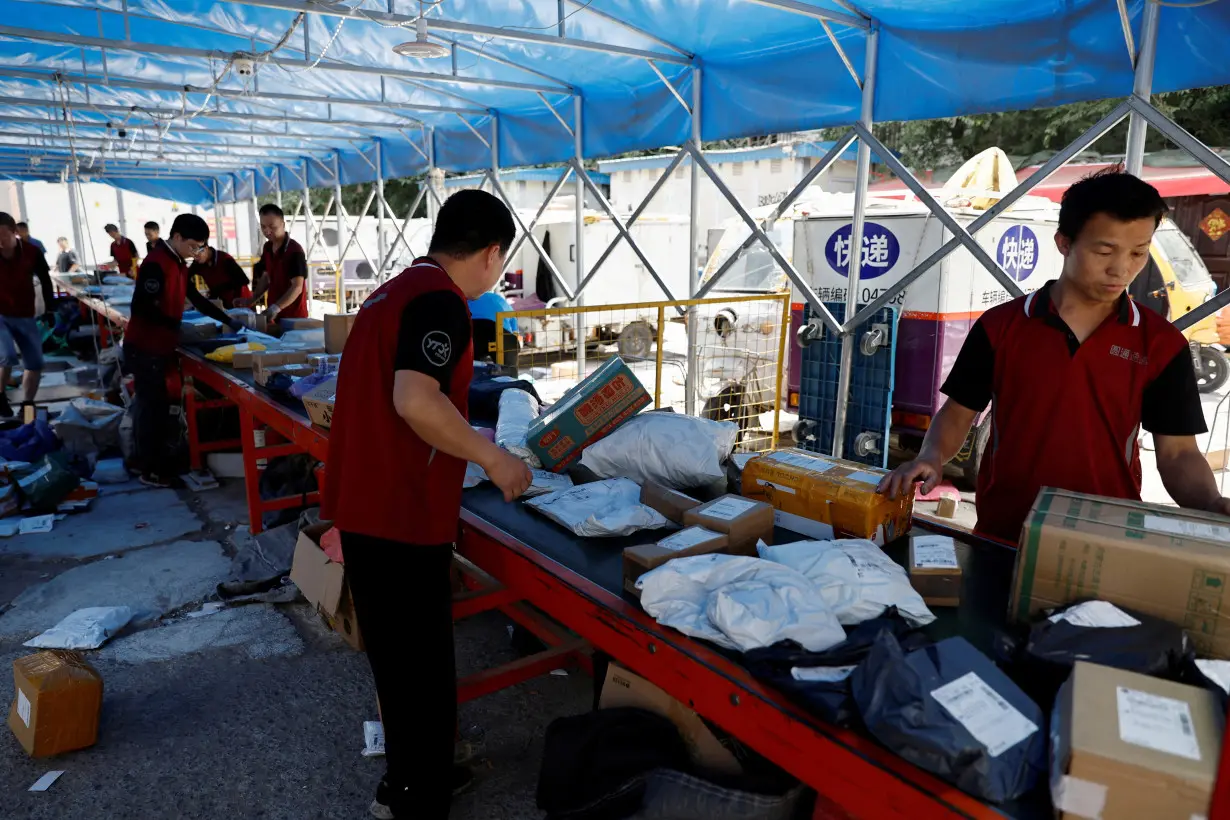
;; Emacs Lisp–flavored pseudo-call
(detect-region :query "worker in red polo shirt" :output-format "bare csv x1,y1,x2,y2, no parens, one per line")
124,214,243,488
881,171,1229,543
191,243,251,309
105,223,140,278
0,212,53,418
236,203,308,322
322,190,532,820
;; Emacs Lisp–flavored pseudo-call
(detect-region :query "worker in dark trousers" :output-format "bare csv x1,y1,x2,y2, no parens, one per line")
0,212,53,418
323,190,532,820
124,214,243,488
192,244,251,309
236,203,309,322
105,224,140,278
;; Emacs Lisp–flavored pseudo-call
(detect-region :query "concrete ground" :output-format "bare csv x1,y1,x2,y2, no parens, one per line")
0,479,590,820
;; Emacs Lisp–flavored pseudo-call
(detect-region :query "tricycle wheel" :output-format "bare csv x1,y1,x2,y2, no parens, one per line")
1197,346,1230,394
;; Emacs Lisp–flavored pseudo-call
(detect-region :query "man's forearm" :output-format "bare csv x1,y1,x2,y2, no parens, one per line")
918,401,978,466
400,390,503,468
271,277,304,311
1159,448,1223,511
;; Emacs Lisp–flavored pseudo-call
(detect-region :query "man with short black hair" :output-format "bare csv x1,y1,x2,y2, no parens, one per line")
323,190,533,820
124,213,243,488
881,170,1230,542
192,244,251,309
0,212,53,418
15,222,45,255
143,221,160,255
236,203,308,322
105,223,140,278
55,237,79,273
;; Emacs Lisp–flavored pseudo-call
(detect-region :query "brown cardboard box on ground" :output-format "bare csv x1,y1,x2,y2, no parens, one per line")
8,650,103,757
639,482,702,524
301,376,338,429
1012,488,1230,657
908,534,964,607
290,523,363,650
741,449,912,545
682,495,774,554
1051,661,1222,820
600,663,741,776
324,313,357,354
623,527,729,595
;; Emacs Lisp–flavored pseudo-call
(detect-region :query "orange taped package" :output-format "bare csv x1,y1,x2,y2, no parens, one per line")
741,449,912,545
8,650,104,758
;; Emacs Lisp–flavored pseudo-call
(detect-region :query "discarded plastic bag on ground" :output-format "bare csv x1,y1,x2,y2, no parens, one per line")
12,452,80,513
495,388,542,467
758,539,935,627
637,553,846,653
0,418,58,463
580,412,738,491
24,606,135,650
205,342,265,364
91,457,129,484
526,478,668,537
52,397,125,456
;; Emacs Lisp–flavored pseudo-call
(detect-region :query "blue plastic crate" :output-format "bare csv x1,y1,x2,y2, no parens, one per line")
796,302,898,468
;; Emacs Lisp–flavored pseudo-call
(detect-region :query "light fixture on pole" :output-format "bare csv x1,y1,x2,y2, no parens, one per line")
392,2,450,59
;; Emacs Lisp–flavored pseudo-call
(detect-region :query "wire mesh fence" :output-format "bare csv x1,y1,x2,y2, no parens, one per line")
495,293,791,453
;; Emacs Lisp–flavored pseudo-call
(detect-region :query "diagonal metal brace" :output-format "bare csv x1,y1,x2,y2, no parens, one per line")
486,171,574,301
380,187,428,270
502,167,573,273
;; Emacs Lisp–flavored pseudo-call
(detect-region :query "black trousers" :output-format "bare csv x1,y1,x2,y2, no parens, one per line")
123,345,172,476
342,532,456,819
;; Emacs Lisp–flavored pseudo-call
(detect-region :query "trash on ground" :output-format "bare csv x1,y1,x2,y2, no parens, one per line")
28,770,65,792
19,514,56,534
185,602,226,619
24,606,135,650
362,720,385,757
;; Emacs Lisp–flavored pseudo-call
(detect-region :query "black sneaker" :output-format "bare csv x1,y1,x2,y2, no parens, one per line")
139,472,178,489
369,767,474,819
0,395,12,419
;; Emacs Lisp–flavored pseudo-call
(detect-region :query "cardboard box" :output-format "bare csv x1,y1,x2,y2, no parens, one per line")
741,449,911,545
600,663,741,776
908,534,963,607
290,523,364,651
251,350,309,382
640,482,702,524
255,363,316,387
1051,661,1222,820
301,376,338,429
231,347,270,369
8,650,103,757
526,356,651,472
623,527,729,595
306,353,341,372
280,317,324,331
324,313,357,354
1012,488,1230,657
682,494,774,554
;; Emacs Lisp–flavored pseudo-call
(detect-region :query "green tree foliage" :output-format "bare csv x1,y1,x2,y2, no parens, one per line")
260,176,423,218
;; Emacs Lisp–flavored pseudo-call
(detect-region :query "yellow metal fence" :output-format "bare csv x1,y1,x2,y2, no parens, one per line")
496,293,791,453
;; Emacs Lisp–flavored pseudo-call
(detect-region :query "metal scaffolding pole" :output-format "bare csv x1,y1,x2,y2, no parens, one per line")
301,160,314,300
212,179,224,253
115,187,126,238
427,129,439,228
333,152,346,288
1125,0,1161,177
274,166,283,209
248,190,260,259
685,66,702,416
14,181,26,223
830,25,879,460
574,95,587,377
67,179,85,268
375,141,386,282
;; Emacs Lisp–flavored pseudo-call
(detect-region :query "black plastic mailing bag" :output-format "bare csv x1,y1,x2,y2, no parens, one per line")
851,633,1046,804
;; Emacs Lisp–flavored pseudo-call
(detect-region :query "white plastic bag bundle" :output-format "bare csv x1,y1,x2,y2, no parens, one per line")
495,389,542,467
523,470,574,498
526,478,668,537
580,412,739,491
52,397,125,456
758,539,935,627
24,606,134,650
637,553,845,652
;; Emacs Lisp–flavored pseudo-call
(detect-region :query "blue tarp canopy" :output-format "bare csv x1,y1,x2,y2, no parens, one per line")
0,0,1224,205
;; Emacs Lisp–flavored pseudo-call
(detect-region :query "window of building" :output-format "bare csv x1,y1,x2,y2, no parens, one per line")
770,158,783,174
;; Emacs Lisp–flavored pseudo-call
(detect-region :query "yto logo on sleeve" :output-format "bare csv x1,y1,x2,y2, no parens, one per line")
422,331,452,367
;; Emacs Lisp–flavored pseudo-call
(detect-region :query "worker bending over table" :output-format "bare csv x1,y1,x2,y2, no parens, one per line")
105,223,140,279
123,214,243,488
323,190,533,820
0,212,53,418
881,170,1230,542
236,203,308,322
192,243,251,309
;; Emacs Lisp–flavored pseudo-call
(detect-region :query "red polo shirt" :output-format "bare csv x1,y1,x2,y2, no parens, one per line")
943,281,1205,544
255,235,308,319
111,236,139,274
194,247,250,309
124,240,189,356
0,239,51,318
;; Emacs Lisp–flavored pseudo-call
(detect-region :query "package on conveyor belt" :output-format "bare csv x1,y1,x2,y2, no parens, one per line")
579,411,738,492
682,495,775,554
301,376,337,429
206,342,265,366
758,539,935,627
526,357,651,472
1052,661,1223,820
623,527,730,595
495,388,542,468
851,633,1046,803
639,482,702,524
995,600,1193,712
523,470,573,498
740,449,911,545
637,553,845,653
526,478,667,537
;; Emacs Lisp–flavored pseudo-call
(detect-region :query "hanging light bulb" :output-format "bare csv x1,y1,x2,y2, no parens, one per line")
393,2,449,59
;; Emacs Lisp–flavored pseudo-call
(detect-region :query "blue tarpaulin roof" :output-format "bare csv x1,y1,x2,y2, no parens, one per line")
0,0,1224,205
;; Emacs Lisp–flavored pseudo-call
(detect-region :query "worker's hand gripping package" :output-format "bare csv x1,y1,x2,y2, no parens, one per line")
580,411,738,492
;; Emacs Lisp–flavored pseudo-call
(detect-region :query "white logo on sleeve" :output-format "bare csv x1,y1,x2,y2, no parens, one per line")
144,278,160,293
422,331,452,367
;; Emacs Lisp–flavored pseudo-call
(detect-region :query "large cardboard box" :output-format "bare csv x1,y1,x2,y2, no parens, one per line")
600,663,741,776
1051,661,1223,819
682,495,774,554
526,357,651,472
1012,488,1230,657
301,376,338,429
251,350,309,382
639,482,702,524
280,317,324,331
8,650,103,757
290,523,363,651
324,313,357,354
623,527,729,595
741,449,911,545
